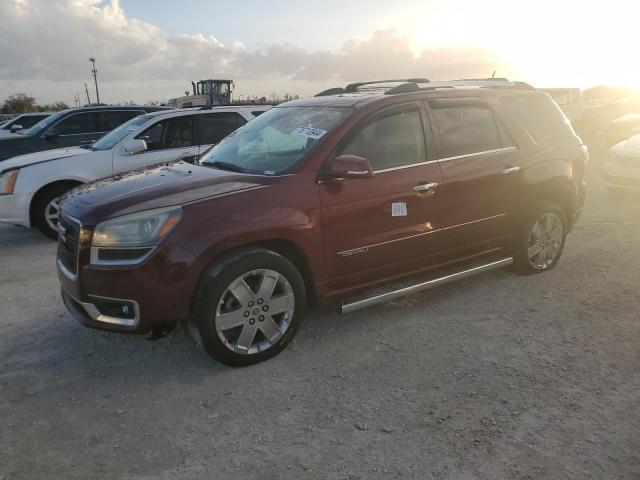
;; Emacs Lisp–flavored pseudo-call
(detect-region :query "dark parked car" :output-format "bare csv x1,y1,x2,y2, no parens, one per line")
56,78,587,366
0,106,168,161
0,112,52,137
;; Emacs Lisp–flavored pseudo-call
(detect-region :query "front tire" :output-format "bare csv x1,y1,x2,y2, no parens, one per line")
191,248,306,366
33,184,75,239
513,201,567,275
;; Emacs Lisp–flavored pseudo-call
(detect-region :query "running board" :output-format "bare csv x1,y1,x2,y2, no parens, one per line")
340,257,513,314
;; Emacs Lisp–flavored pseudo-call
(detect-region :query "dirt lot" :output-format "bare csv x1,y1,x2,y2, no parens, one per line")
1,136,639,480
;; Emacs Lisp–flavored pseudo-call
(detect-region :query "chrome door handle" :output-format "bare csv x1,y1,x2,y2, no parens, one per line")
414,182,438,192
502,165,521,174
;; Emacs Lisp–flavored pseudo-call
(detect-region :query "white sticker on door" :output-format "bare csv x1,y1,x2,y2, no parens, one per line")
291,126,327,140
392,202,408,217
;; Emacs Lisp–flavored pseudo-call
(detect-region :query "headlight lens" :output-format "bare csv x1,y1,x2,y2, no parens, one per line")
92,206,182,247
0,169,19,194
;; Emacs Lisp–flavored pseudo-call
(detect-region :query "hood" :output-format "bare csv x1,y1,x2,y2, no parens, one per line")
61,161,269,225
610,133,640,158
0,146,89,173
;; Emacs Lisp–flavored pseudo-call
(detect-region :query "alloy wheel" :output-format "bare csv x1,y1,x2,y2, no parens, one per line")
215,269,295,355
527,212,563,269
44,197,61,232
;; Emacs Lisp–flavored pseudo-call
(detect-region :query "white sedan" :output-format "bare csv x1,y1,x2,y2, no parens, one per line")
603,130,640,191
0,105,270,238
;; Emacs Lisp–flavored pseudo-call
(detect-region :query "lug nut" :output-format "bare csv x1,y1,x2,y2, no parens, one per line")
243,311,250,318
249,318,255,325
257,298,264,305
259,315,265,321
248,301,254,307
262,305,269,312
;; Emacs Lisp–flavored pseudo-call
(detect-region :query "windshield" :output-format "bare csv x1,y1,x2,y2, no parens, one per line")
21,111,66,135
200,106,352,175
91,115,151,151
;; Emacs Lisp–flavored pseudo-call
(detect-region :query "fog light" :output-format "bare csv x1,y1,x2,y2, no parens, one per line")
91,297,136,320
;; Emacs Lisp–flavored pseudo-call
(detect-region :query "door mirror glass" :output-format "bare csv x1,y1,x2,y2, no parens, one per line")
123,138,148,155
43,128,59,140
330,154,374,179
10,124,23,132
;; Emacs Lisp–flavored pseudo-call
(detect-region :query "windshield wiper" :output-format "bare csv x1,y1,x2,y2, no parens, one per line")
206,161,245,173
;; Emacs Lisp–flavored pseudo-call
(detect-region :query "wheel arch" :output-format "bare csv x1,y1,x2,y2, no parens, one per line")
29,179,84,227
530,177,576,230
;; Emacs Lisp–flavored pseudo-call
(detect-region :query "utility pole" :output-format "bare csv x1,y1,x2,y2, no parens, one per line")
84,83,91,105
89,57,100,105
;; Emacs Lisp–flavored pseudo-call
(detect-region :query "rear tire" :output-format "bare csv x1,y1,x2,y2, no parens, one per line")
191,248,306,367
512,201,567,275
33,184,77,239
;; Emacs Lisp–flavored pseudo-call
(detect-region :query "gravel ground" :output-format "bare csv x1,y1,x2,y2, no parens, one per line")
1,136,639,479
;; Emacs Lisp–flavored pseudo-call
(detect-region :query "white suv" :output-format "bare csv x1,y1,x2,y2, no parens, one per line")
0,105,270,238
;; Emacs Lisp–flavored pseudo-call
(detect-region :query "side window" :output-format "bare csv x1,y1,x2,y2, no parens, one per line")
136,116,194,151
53,112,97,135
98,111,140,132
340,109,426,171
429,100,503,158
198,113,246,145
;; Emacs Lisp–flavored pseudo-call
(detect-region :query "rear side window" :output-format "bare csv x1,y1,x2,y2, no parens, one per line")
97,111,140,132
251,110,266,117
136,116,194,150
340,109,426,171
429,100,503,158
53,112,98,135
504,95,575,144
197,112,246,145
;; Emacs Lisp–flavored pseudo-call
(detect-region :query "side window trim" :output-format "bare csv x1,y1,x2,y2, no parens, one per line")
425,97,518,160
333,101,434,174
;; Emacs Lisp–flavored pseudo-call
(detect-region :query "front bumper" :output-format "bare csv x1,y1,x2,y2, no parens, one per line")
57,227,200,334
603,160,640,190
0,193,30,227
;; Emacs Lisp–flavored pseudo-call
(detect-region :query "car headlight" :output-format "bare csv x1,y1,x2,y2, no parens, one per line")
92,206,182,248
0,169,19,194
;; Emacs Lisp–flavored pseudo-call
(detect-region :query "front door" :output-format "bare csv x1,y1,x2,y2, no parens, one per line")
112,115,199,173
320,103,446,296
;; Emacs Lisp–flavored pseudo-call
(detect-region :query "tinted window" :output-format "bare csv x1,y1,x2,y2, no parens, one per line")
198,112,246,145
504,95,576,144
97,111,140,132
430,100,502,158
53,112,97,135
341,109,426,171
252,110,266,117
136,116,194,150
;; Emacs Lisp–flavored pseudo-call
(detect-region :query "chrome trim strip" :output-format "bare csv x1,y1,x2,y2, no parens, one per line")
437,146,518,163
340,257,513,314
64,290,141,328
90,246,156,266
57,258,76,281
336,213,505,256
374,159,439,174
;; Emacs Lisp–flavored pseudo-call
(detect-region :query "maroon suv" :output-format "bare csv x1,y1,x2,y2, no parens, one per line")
57,78,587,366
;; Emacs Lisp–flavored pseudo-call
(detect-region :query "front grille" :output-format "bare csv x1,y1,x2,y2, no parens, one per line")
57,214,81,275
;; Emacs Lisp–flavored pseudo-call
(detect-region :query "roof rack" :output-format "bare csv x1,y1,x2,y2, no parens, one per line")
315,78,430,96
315,77,535,97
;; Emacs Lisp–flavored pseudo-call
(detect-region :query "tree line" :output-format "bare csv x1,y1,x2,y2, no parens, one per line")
1,93,69,114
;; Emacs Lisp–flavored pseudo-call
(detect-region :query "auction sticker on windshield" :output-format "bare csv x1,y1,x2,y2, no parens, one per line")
291,126,327,140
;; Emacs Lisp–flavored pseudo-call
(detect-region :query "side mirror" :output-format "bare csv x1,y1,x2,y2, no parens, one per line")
43,128,59,140
329,154,374,179
123,138,148,155
10,124,23,132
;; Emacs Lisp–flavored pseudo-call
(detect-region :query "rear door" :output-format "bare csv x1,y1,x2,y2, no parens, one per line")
320,103,446,294
112,115,199,173
426,97,521,253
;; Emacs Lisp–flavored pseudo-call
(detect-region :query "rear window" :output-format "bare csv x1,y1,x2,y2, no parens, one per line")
504,95,576,144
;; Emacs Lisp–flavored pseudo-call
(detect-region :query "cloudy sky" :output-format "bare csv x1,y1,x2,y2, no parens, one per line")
0,0,637,105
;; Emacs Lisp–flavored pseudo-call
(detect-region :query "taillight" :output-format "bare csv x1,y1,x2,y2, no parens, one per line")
579,144,589,164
